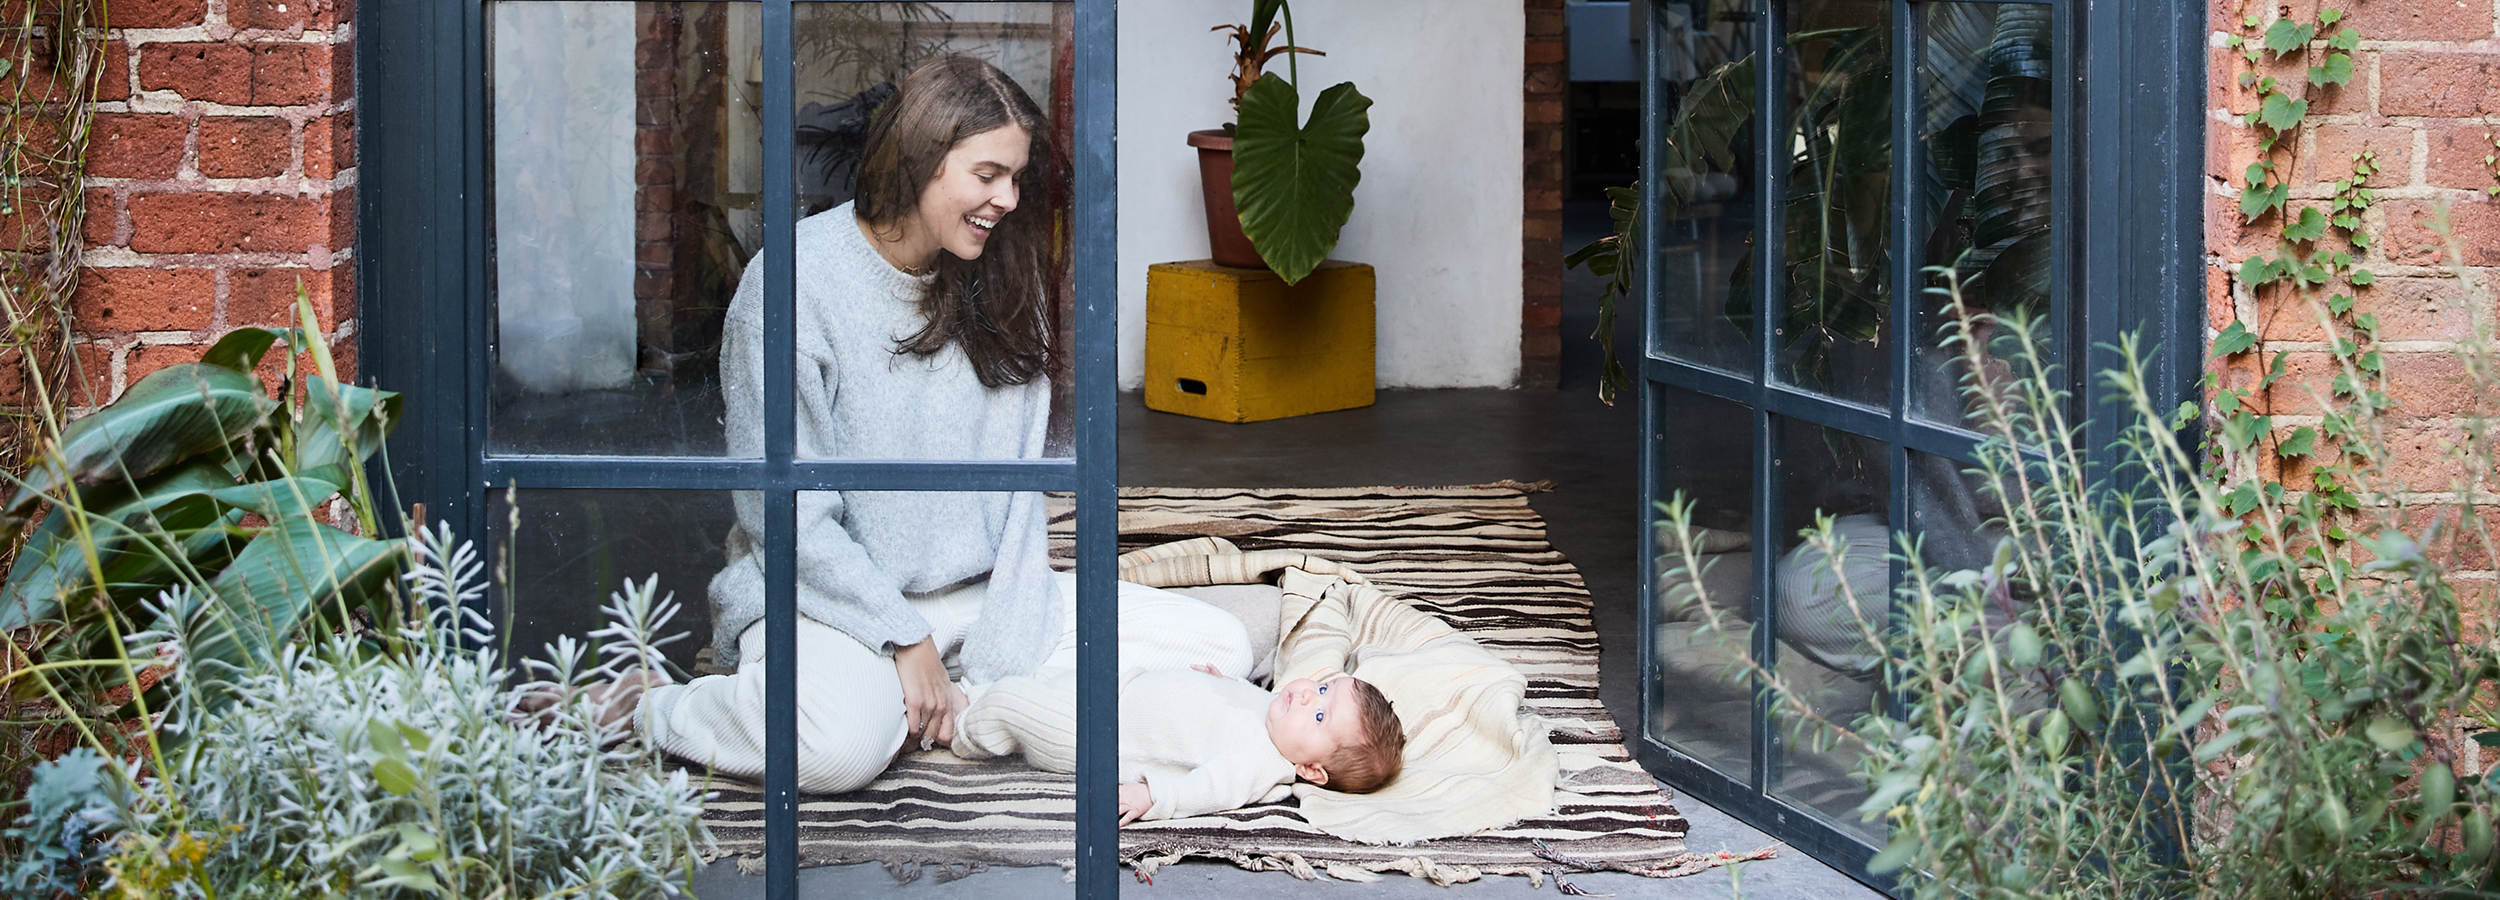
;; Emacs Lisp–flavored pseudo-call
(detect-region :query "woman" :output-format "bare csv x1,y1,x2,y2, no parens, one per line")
632,55,1249,794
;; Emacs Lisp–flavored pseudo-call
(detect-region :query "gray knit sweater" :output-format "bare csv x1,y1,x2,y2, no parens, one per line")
705,202,1060,684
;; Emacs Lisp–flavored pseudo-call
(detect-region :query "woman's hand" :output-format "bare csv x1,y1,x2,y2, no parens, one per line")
1118,781,1153,825
894,637,967,748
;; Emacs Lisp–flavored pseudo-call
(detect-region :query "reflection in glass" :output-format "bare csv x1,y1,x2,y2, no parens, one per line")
1769,417,1889,841
490,2,749,457
1647,386,1755,781
1647,0,1757,373
1772,0,1892,407
1913,3,2054,429
492,488,739,677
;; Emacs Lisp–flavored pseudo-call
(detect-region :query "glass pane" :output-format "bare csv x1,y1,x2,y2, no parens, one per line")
494,488,740,677
1912,2,2054,429
1646,384,1755,781
1648,0,1758,373
1772,0,1892,407
506,489,1080,893
782,3,1076,461
1769,417,1889,841
489,2,751,457
1907,448,2039,697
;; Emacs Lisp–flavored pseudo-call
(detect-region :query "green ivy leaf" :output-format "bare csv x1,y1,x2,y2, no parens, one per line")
2214,321,2258,356
2352,230,2374,251
2259,93,2309,132
2284,206,2328,242
2319,8,2343,26
2329,27,2359,50
2351,268,2376,286
2238,255,2277,284
2359,350,2384,373
2226,481,2262,516
2265,351,2292,387
2264,17,2314,53
2352,312,2379,335
2241,181,2289,221
2309,52,2354,86
2328,293,2356,315
2279,426,2318,458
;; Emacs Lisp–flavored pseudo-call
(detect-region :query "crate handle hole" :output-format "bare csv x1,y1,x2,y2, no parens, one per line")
1177,378,1208,395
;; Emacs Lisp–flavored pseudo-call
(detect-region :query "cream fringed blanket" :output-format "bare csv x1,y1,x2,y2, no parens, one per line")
686,485,1701,884
1115,535,1560,844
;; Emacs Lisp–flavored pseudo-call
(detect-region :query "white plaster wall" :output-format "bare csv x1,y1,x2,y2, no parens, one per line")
1118,1,1525,389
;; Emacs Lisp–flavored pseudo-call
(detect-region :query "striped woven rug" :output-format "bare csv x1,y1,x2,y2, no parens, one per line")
688,485,1692,880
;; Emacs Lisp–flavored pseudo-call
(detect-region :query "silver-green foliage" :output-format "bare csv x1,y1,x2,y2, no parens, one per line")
107,523,709,899
1659,278,2500,898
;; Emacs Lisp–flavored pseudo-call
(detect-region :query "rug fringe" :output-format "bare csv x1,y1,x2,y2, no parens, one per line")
1476,479,1557,493
1125,843,1780,886
1126,846,1554,887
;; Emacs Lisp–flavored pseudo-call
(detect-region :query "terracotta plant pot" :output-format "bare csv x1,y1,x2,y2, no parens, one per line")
1187,129,1266,269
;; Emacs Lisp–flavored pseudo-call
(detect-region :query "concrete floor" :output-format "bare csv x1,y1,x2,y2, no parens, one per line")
681,202,1888,898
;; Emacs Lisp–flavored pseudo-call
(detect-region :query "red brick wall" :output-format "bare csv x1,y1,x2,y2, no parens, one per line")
2206,0,2500,782
1522,0,1564,389
2209,0,2499,428
77,0,353,405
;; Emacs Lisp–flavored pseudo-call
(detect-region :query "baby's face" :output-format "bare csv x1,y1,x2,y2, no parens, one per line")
1265,677,1365,769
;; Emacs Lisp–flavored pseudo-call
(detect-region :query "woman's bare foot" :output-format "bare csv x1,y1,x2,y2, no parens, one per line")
508,670,673,740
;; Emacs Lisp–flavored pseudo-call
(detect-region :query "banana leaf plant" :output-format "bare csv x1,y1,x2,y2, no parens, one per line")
1224,0,1372,285
1567,9,2052,399
0,295,402,712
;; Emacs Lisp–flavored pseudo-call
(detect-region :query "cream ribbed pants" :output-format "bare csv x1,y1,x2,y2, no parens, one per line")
639,572,1252,794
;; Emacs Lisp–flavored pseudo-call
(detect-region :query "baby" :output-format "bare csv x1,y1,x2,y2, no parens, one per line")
1116,667,1406,823
951,664,1407,823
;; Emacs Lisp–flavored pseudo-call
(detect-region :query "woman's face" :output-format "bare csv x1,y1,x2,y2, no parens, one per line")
908,124,1030,264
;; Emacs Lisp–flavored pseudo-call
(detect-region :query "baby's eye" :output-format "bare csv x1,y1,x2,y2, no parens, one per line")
1314,711,1326,723
1317,684,1328,695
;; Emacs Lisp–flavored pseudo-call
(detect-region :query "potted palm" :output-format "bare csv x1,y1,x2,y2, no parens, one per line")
1190,0,1371,284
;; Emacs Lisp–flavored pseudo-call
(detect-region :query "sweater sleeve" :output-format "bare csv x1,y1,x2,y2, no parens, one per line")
1141,752,1298,821
720,251,930,653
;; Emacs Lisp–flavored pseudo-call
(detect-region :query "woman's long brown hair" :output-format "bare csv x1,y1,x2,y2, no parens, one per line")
853,54,1052,388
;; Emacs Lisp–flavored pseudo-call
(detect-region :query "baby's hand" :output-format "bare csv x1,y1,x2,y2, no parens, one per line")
1118,781,1153,825
1189,663,1226,679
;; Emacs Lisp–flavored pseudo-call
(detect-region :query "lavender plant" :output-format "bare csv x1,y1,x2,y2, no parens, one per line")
95,523,709,899
1658,269,2500,898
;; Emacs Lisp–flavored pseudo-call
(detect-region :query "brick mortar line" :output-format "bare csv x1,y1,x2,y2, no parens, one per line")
112,26,346,46
2199,250,2492,279
2255,340,2477,352
88,176,347,196
105,95,348,117
82,247,357,268
91,100,348,119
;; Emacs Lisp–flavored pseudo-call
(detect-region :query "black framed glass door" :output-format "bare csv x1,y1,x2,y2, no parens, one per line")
360,1,1119,898
1630,0,2201,884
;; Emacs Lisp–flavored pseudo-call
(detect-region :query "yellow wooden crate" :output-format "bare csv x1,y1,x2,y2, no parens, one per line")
1143,259,1376,423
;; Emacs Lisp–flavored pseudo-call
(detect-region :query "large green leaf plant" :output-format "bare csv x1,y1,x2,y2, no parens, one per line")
0,290,402,714
1222,0,1372,285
